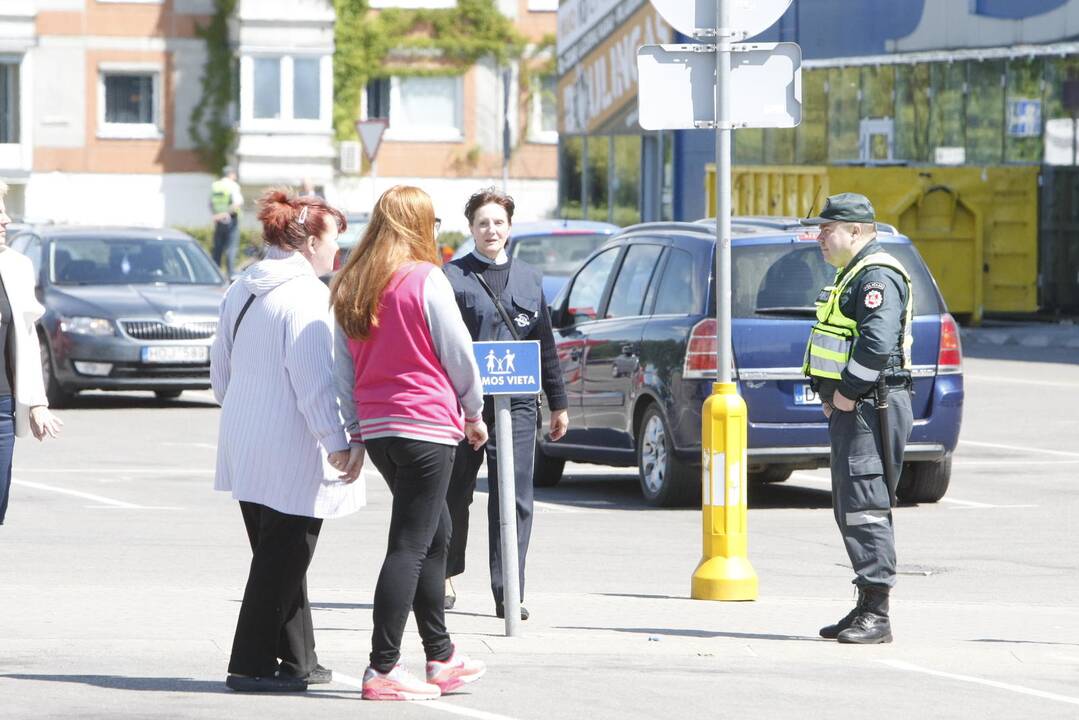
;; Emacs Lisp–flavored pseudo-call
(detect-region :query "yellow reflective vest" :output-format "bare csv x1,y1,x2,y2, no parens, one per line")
803,252,913,381
211,178,238,215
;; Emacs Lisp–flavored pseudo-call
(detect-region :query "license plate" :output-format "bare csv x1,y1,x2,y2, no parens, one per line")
794,384,821,405
141,346,208,364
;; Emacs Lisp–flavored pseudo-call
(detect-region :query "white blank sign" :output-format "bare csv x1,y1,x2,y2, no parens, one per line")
648,0,792,40
637,42,802,131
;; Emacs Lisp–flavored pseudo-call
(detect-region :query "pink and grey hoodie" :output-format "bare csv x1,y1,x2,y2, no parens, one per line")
334,262,483,446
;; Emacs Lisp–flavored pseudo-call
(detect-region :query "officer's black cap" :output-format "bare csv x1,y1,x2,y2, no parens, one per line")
800,192,875,225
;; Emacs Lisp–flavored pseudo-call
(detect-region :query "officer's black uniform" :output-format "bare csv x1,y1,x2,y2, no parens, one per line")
803,193,914,645
443,252,567,616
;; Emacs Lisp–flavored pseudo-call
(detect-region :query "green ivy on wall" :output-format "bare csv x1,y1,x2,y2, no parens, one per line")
333,0,529,140
190,0,551,171
190,0,237,175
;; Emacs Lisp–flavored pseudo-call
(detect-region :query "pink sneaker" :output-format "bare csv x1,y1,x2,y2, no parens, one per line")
361,665,441,701
426,649,487,693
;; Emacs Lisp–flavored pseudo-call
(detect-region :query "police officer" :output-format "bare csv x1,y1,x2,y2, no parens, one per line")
801,193,914,644
443,188,568,621
210,165,244,277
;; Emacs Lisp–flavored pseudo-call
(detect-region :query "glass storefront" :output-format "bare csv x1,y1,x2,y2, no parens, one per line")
557,130,670,226
737,53,1079,166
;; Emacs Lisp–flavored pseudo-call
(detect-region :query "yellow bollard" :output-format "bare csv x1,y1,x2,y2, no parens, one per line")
692,382,758,600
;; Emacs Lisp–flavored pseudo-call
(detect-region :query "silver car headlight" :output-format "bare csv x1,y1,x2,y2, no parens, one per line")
59,316,115,336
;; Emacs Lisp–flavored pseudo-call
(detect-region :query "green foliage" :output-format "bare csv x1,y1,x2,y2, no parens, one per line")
178,225,262,261
437,230,467,250
333,0,527,140
190,0,238,174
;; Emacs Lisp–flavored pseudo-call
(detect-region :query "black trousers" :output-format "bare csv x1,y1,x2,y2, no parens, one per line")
828,389,913,588
228,501,322,678
365,437,456,673
446,396,536,605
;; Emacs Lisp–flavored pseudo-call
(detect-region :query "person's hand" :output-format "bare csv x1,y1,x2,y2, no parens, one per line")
328,450,350,472
822,401,833,419
29,406,63,441
832,390,855,412
465,419,488,450
548,409,569,441
341,445,365,484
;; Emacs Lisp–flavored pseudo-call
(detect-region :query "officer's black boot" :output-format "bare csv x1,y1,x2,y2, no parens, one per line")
819,587,867,639
837,585,892,644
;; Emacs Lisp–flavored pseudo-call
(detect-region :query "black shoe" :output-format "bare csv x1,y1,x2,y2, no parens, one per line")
494,602,529,621
225,673,308,693
820,588,868,639
836,586,892,644
837,612,893,644
278,663,331,684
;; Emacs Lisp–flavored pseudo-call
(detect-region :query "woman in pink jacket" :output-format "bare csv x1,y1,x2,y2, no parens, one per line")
332,185,489,701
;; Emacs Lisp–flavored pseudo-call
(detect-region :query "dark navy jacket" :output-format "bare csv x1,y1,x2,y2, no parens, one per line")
444,254,567,411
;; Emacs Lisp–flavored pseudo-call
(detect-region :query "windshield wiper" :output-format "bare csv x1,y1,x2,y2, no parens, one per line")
754,306,816,316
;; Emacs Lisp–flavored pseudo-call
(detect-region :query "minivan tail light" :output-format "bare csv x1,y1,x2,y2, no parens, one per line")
683,318,736,379
332,248,344,272
937,313,962,374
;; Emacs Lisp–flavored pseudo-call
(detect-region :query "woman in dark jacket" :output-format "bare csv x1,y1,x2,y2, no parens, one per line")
443,188,568,620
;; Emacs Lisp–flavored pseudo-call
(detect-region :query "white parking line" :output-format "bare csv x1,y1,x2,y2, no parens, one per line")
789,472,1035,510
332,671,522,719
879,659,1079,707
12,478,144,509
953,459,1079,466
964,374,1079,389
959,440,1079,459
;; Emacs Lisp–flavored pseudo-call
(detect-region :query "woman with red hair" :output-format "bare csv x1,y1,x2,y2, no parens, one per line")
212,188,364,693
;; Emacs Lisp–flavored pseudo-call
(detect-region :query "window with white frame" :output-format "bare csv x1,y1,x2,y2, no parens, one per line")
99,67,161,139
253,58,281,119
530,74,557,143
387,75,463,141
0,60,19,144
292,58,321,120
248,55,325,124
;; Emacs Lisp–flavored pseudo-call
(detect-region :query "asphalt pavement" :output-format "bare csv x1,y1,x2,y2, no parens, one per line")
1,340,1077,719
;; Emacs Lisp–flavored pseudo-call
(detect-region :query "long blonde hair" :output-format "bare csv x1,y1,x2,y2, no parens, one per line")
331,185,440,340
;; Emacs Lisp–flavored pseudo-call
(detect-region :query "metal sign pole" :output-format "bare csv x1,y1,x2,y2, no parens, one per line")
715,0,732,384
494,395,521,636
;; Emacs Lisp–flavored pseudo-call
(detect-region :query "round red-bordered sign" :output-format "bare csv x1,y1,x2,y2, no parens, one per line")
864,289,883,309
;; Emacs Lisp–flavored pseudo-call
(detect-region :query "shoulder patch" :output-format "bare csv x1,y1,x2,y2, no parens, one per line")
864,288,884,309
862,280,885,292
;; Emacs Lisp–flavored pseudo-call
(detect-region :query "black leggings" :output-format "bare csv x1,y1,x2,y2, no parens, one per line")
365,437,456,672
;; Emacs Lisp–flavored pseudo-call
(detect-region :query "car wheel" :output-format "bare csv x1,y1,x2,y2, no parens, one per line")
533,443,565,487
38,332,72,408
155,390,183,400
636,405,698,507
749,466,792,484
896,453,952,503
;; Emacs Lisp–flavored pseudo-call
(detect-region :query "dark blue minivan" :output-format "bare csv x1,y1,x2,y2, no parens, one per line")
535,218,964,507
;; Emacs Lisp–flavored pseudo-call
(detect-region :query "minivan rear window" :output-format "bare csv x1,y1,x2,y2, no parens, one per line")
732,242,941,318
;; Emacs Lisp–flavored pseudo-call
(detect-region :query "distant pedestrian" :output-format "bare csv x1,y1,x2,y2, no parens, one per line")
299,178,324,199
801,193,914,644
212,189,364,693
0,181,63,526
210,166,244,278
442,187,568,621
332,185,488,701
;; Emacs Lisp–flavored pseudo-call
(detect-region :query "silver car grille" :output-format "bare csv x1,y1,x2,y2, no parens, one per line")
120,320,217,341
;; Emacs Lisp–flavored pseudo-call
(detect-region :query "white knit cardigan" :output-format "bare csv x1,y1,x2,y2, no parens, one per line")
210,247,364,518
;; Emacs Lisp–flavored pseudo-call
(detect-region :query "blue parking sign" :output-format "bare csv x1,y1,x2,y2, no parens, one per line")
473,340,542,395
